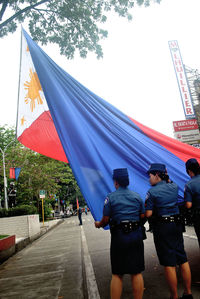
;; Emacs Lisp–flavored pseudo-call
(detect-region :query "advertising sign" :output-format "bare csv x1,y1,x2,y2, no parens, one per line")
174,129,200,143
168,40,195,119
173,119,198,132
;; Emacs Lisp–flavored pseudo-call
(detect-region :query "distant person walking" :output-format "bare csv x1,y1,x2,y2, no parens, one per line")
85,207,88,215
78,207,82,225
184,158,200,247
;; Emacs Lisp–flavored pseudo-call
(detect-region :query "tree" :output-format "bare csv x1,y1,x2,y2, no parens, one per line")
0,125,83,211
0,125,16,149
0,0,161,59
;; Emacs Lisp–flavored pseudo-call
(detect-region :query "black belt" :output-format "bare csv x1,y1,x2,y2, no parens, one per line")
110,220,140,233
156,215,182,224
194,209,200,215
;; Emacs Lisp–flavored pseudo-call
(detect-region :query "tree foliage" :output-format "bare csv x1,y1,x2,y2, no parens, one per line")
0,125,85,212
0,0,161,59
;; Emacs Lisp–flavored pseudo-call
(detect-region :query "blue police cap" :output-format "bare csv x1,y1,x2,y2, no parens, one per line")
185,158,199,170
113,168,129,180
147,163,166,174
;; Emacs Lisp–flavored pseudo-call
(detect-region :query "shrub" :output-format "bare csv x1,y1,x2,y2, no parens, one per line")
39,204,52,221
0,208,8,218
0,205,37,218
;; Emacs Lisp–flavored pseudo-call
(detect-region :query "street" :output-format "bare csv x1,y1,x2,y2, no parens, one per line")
83,214,200,299
0,213,199,299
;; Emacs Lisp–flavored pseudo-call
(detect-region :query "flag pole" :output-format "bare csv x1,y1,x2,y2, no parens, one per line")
15,26,23,137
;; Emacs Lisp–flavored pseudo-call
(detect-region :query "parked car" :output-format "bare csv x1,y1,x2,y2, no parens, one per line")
54,210,61,219
64,209,72,218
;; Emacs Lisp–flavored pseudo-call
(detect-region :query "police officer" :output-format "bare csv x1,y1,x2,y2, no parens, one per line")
78,206,82,225
184,158,200,247
95,168,145,299
145,163,193,299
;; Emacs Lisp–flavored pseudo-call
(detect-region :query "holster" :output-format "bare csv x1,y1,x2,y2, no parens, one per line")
141,225,147,240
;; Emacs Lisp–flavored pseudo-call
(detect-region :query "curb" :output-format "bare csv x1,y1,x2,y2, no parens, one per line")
0,218,64,264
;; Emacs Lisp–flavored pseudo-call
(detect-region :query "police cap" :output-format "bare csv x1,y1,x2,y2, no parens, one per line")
147,163,166,174
113,168,129,180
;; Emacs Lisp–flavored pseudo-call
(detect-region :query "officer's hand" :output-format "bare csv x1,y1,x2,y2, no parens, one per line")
95,221,101,228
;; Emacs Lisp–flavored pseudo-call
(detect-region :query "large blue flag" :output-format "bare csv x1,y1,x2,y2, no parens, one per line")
17,29,200,221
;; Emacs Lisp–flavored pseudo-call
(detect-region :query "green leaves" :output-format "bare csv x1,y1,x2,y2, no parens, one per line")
0,125,82,210
0,0,161,58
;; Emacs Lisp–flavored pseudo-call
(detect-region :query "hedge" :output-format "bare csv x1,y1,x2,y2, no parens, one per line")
0,205,37,218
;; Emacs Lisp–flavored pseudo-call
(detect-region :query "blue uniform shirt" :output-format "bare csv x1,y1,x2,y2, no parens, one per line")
103,186,144,222
184,174,200,208
145,181,179,216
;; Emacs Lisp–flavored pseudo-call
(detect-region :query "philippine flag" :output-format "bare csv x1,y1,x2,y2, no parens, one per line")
17,32,68,163
17,29,200,221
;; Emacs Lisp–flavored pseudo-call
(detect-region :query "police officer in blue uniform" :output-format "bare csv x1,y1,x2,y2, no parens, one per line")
78,206,82,225
184,158,200,247
145,163,193,299
95,168,145,299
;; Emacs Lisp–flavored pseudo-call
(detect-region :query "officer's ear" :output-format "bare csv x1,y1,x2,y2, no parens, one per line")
114,180,120,189
187,169,194,177
155,173,162,182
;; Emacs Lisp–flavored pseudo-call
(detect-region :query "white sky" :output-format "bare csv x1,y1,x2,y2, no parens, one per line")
0,0,200,137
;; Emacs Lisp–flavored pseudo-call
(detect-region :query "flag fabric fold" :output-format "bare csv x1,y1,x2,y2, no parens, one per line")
17,29,200,221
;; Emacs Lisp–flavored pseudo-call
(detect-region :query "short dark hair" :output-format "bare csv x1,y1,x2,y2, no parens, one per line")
115,177,129,187
149,170,169,183
186,158,200,175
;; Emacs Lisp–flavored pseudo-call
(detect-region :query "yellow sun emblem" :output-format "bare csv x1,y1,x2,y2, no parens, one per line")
21,116,26,126
24,69,43,112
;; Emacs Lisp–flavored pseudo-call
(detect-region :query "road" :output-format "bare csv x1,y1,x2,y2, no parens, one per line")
0,213,199,299
82,213,200,299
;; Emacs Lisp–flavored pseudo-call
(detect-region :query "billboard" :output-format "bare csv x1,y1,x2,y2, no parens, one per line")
168,40,195,119
173,119,200,144
173,119,199,132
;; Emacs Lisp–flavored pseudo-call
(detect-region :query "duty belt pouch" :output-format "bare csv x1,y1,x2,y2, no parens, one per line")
120,221,139,233
178,215,186,233
121,221,132,233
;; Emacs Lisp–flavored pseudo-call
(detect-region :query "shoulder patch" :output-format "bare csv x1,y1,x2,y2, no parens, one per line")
104,197,109,205
145,192,150,201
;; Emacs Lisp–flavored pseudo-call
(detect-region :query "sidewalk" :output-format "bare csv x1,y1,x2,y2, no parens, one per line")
0,217,85,299
14,219,64,253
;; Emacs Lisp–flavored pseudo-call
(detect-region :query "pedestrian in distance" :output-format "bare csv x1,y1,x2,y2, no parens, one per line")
78,206,82,225
145,163,193,299
95,168,145,299
184,158,200,247
85,206,88,215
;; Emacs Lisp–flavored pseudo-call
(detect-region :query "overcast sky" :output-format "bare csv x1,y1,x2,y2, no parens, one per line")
0,0,200,138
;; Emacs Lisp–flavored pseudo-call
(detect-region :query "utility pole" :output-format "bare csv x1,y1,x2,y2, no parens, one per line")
0,140,15,210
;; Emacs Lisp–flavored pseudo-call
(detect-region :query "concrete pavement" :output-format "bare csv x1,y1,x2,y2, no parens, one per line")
0,214,199,299
0,217,85,299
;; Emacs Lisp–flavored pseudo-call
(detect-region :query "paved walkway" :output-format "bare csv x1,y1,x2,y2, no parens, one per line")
0,216,199,299
0,217,85,299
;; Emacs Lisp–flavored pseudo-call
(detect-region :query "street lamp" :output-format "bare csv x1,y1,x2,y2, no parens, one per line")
0,140,15,209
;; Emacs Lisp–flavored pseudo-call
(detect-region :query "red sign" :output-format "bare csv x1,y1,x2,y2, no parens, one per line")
173,119,198,132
